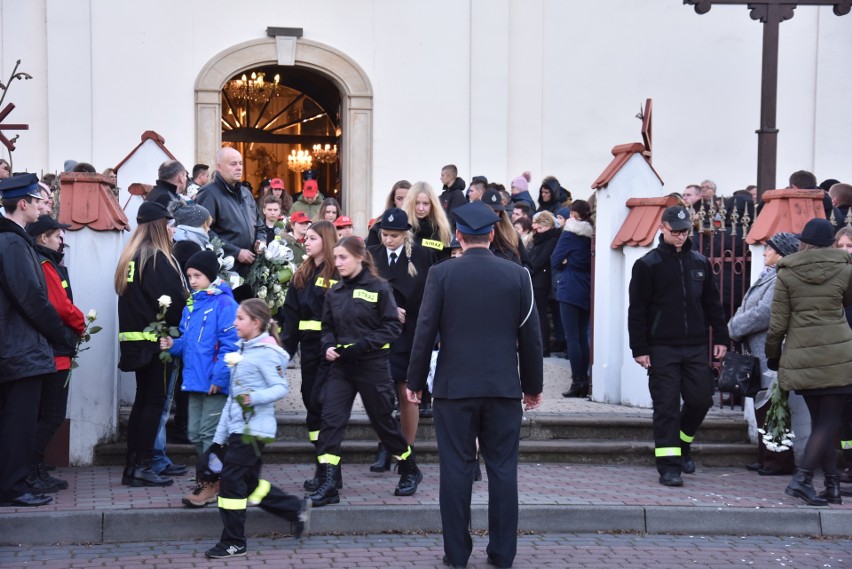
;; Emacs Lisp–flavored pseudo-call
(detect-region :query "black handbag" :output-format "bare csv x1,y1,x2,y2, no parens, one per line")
718,351,761,397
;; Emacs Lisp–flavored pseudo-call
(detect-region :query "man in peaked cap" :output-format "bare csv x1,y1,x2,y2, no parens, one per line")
628,205,729,488
406,201,543,569
0,174,70,507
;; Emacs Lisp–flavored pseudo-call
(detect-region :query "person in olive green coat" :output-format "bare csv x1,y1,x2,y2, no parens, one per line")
766,218,852,506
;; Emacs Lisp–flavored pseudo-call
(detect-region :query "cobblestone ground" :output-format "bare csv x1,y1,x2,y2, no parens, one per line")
1,533,848,568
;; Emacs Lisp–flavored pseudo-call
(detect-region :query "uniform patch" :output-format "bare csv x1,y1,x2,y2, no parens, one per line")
316,277,338,288
421,238,444,250
353,289,378,302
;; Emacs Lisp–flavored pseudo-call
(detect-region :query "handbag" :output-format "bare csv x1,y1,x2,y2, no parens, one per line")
718,351,761,397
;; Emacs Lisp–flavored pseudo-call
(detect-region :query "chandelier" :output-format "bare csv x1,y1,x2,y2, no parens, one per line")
224,72,280,104
312,144,337,164
287,149,313,173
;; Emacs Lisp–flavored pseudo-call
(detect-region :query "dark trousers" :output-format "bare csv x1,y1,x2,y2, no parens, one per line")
433,397,522,569
0,375,44,500
316,355,408,460
33,370,70,464
560,302,590,380
218,434,301,548
299,339,329,439
533,287,550,354
648,344,715,474
127,358,170,463
754,396,795,473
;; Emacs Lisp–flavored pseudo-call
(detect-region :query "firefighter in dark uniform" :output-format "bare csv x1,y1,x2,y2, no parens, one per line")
278,220,340,492
628,205,729,487
406,201,543,569
367,208,436,471
306,236,423,507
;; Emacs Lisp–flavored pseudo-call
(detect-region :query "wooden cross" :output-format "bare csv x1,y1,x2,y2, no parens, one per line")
685,1,851,199
0,102,29,153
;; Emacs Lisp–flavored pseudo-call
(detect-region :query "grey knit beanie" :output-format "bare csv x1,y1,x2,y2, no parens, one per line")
767,232,800,257
172,202,211,228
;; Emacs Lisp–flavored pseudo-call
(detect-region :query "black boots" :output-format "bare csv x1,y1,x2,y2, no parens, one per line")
370,443,391,473
394,454,423,497
304,460,343,493
25,464,66,494
562,378,589,398
785,468,828,506
306,463,341,507
121,452,173,487
818,474,842,505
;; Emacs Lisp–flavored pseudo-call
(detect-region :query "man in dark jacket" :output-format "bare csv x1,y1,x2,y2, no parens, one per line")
628,205,729,488
0,174,69,507
146,160,187,208
196,148,265,276
406,201,543,569
438,164,466,229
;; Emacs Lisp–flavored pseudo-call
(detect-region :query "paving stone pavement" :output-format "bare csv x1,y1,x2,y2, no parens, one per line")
1,532,849,568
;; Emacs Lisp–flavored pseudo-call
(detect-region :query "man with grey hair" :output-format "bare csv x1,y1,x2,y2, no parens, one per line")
699,179,717,202
147,160,187,208
196,147,265,276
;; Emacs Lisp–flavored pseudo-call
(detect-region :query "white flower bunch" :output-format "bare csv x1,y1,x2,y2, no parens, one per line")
758,427,795,452
264,239,293,263
257,286,268,299
223,352,243,368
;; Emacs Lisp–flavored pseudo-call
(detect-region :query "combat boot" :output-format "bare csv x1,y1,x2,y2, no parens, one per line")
818,474,842,505
394,453,423,497
785,468,827,506
182,480,220,507
304,461,342,492
306,463,340,507
370,443,391,472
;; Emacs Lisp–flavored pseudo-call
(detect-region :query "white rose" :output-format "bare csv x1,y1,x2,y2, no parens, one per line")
87,309,97,320
223,352,243,368
157,295,172,308
257,287,267,299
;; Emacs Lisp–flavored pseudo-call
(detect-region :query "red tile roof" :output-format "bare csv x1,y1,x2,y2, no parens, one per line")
59,173,130,232
113,130,176,173
591,143,662,190
611,195,681,248
745,189,825,245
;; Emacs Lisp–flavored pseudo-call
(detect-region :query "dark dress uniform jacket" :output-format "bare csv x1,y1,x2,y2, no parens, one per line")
407,247,543,399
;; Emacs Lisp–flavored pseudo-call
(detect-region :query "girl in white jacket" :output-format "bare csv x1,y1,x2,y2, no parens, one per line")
205,299,310,559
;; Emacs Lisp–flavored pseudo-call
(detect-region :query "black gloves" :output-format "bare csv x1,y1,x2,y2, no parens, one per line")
767,358,780,371
336,341,366,363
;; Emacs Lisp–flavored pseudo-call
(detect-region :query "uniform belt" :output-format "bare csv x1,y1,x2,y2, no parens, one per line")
118,331,158,342
298,320,322,331
338,342,390,350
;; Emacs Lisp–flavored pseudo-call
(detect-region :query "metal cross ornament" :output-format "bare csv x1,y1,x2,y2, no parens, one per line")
684,1,851,199
0,60,33,154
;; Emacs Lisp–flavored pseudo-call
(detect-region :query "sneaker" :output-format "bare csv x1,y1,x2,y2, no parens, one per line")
182,480,219,508
205,543,246,559
294,498,311,539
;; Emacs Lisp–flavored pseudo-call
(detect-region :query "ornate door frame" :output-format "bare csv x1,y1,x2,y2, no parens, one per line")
195,38,373,230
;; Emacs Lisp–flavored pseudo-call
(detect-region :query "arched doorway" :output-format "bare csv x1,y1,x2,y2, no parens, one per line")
195,38,373,230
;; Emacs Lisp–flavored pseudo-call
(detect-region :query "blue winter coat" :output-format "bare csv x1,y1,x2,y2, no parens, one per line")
170,281,239,394
551,217,593,310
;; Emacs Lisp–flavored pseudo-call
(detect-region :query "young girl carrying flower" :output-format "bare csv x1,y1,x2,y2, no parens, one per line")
204,298,309,559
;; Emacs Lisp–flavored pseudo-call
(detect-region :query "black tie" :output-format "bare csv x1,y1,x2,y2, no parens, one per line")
389,252,398,267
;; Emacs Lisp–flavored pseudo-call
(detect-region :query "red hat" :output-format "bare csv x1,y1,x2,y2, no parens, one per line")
303,179,319,199
290,211,311,224
269,178,285,190
334,215,353,228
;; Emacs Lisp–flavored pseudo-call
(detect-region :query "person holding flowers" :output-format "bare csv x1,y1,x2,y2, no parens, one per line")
114,201,188,487
160,250,239,507
766,218,852,506
205,298,310,559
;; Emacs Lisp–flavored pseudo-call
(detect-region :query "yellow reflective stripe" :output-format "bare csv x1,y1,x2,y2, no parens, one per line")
308,430,319,442
299,320,322,331
394,446,412,461
247,479,271,505
842,440,852,450
318,454,341,465
381,343,389,349
118,331,158,342
421,238,444,250
315,277,338,288
655,447,682,457
352,289,378,302
337,343,390,350
679,431,694,444
217,496,247,510
61,280,68,289
126,261,136,283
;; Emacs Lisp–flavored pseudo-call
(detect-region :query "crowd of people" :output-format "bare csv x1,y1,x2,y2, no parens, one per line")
1,153,852,566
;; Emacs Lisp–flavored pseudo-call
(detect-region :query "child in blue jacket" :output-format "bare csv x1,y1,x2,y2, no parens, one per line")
204,298,309,559
160,250,238,507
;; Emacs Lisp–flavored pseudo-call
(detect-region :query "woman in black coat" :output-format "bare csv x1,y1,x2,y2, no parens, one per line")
526,211,561,356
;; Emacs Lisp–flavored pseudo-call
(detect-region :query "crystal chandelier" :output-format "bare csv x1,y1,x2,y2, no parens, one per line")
224,72,280,104
287,149,313,173
312,144,337,164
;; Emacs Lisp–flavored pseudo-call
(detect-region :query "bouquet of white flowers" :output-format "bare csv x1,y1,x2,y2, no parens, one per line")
246,237,294,313
207,237,243,289
759,381,795,453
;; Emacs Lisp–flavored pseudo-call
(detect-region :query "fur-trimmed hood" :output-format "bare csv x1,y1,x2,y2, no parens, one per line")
562,216,593,238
